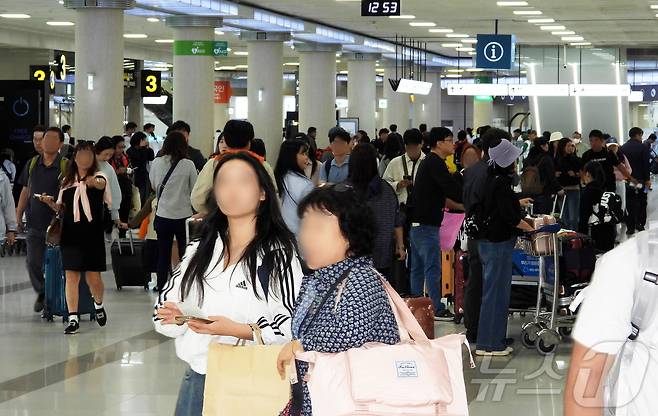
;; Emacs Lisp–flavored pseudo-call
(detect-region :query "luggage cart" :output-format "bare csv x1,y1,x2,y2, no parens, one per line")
518,223,571,355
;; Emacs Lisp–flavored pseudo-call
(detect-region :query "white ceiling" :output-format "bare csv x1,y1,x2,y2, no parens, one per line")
1,0,657,70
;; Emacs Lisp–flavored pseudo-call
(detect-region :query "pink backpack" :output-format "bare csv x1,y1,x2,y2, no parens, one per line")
295,275,475,416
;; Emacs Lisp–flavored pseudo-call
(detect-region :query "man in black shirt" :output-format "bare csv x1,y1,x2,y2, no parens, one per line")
409,127,463,321
622,127,651,235
581,129,632,192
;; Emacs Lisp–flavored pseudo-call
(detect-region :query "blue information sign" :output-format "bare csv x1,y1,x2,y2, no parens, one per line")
476,34,515,70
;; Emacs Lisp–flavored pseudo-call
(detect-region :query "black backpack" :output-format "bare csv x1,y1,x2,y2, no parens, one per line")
589,191,624,225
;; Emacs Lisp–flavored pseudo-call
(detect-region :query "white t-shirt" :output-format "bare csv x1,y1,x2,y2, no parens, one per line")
572,232,658,415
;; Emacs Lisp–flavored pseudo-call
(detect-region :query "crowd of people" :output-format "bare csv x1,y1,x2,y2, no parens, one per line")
0,116,656,415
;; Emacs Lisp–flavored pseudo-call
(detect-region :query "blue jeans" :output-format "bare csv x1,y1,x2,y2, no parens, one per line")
562,189,580,231
477,238,516,351
409,225,444,315
175,367,206,416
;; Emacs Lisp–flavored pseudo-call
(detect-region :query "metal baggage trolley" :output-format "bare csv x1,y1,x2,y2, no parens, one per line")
517,223,573,355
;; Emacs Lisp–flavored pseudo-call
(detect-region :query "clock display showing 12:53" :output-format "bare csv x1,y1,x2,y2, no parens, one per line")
361,0,401,16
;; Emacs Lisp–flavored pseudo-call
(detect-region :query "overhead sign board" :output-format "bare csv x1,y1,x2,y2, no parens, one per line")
141,70,162,97
476,34,515,70
361,0,401,16
173,40,228,56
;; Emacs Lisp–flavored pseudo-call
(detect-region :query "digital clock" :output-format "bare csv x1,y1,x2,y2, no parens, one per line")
361,0,401,17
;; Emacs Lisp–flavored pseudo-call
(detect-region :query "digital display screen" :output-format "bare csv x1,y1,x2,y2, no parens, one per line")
361,0,401,16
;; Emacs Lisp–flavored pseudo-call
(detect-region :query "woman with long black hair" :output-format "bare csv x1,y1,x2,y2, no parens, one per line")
150,132,198,291
275,139,314,236
348,143,405,277
126,131,155,204
154,152,303,416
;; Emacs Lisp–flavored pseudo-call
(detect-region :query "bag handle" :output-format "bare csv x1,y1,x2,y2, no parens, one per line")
372,269,430,343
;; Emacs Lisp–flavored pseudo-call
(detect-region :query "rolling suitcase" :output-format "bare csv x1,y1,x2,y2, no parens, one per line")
43,246,96,322
111,232,150,290
453,250,468,324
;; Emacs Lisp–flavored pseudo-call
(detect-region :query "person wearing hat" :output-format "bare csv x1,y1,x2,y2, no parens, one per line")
475,128,534,356
549,131,564,161
522,135,564,214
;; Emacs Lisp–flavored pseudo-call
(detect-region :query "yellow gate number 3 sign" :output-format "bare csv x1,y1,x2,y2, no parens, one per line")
141,70,161,97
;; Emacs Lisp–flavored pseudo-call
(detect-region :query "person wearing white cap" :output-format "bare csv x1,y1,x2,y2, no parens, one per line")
549,131,563,155
474,128,534,356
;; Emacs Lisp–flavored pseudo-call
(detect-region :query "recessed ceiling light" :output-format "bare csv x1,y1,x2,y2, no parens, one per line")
147,17,160,22
389,15,415,19
446,74,462,78
0,14,30,18
339,70,348,74
456,47,475,52
58,0,64,3
429,28,454,33
468,51,477,55
528,18,554,23
540,25,565,30
215,29,224,35
466,68,484,72
447,69,465,72
233,51,248,56
497,1,528,5
570,42,592,46
514,10,542,15
552,31,575,35
562,36,584,41
461,39,478,44
46,21,74,26
336,59,341,63
651,5,658,9
376,68,385,72
446,33,469,38
155,39,174,43
441,43,462,47
284,62,300,66
124,34,148,38
409,22,436,27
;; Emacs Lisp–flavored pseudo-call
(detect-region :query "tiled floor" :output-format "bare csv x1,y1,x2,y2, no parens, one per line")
0,186,655,415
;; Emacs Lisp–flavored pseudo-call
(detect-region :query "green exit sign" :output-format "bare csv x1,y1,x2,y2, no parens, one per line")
174,40,228,57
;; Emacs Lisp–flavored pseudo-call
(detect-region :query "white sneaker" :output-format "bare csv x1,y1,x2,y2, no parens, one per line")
475,347,514,357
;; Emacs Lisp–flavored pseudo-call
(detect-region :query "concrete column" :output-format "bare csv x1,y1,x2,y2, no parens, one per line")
298,43,340,149
412,72,442,128
345,53,379,138
125,60,144,126
66,0,134,140
167,16,222,156
383,65,411,130
242,32,289,163
473,98,494,131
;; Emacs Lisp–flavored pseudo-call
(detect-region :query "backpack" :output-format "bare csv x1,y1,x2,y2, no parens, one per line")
28,155,68,183
589,192,623,225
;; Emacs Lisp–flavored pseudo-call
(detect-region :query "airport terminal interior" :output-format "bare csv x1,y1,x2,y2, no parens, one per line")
1,0,658,415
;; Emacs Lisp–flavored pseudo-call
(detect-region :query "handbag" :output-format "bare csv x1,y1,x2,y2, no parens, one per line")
46,203,66,247
202,327,291,416
439,210,465,251
295,274,475,416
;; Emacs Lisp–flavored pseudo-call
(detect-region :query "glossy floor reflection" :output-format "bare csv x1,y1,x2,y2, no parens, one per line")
1,184,657,415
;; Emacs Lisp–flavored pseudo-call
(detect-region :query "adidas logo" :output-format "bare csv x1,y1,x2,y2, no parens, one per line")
235,281,248,290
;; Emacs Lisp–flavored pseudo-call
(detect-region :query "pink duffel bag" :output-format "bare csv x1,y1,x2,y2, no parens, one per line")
295,274,475,416
439,210,466,251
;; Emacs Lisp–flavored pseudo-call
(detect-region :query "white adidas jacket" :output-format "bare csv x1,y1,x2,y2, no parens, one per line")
154,238,303,375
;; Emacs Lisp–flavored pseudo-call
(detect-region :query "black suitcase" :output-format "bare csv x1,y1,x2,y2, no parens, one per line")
111,233,150,290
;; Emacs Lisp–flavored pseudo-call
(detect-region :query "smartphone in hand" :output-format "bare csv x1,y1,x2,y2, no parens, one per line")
174,316,214,325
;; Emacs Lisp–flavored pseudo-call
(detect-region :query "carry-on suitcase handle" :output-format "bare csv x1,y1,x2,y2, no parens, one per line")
115,226,135,256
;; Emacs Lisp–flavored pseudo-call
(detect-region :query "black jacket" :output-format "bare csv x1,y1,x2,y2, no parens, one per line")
188,146,206,172
481,172,524,242
126,146,155,186
579,181,603,234
556,154,582,188
524,148,562,196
